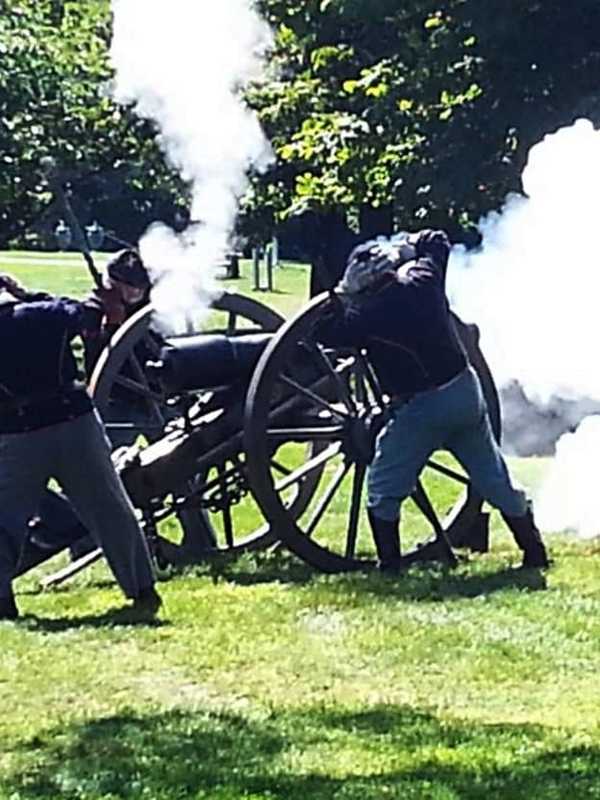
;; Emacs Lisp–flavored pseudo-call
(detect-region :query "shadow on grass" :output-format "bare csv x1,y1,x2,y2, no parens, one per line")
16,577,118,597
2,704,598,799
190,547,547,601
17,609,169,632
15,552,546,629
348,563,548,602
180,547,317,586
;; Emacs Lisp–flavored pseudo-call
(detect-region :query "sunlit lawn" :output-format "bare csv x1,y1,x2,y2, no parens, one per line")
2,253,600,799
0,250,310,319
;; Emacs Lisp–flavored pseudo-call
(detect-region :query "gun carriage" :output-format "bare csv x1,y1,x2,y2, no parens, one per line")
19,282,500,586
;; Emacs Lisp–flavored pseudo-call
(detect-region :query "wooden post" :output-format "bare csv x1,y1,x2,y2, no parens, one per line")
252,247,261,290
265,245,274,292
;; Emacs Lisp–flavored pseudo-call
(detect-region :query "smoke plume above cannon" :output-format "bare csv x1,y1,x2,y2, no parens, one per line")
448,118,600,537
109,0,273,326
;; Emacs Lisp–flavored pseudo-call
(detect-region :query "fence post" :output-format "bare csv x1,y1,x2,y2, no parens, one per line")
252,247,261,291
265,245,274,291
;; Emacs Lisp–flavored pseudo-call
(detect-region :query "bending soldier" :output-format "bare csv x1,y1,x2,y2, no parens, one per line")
316,229,549,572
0,273,161,620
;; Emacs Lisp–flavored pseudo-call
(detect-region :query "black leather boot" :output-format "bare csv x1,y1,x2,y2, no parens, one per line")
367,509,402,572
0,590,19,621
502,505,549,568
131,586,163,617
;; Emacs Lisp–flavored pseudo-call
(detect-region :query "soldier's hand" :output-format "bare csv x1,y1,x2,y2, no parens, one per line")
93,286,127,327
0,273,27,299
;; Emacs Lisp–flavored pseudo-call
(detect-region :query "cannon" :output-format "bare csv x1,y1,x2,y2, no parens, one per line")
23,164,503,578
16,282,502,588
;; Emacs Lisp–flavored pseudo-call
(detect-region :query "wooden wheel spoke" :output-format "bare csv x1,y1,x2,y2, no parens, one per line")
128,352,150,383
351,358,373,408
104,421,164,431
426,459,469,485
279,373,349,419
304,460,351,538
344,463,366,558
308,344,357,414
267,425,345,442
120,353,168,427
270,459,292,476
411,480,443,535
222,504,234,548
355,351,385,407
114,373,162,402
273,443,341,493
217,467,235,548
143,332,163,359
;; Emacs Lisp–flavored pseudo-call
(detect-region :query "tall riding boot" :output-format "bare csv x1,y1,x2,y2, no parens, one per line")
0,589,19,621
502,505,549,568
367,509,401,572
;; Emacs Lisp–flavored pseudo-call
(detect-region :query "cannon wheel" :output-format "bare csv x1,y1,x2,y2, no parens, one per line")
243,294,502,573
88,292,325,562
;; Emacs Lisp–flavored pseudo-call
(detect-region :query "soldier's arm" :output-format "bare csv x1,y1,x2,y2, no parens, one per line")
314,297,385,349
0,273,53,302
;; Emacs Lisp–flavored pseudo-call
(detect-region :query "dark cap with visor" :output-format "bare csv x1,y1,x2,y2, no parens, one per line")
106,249,151,290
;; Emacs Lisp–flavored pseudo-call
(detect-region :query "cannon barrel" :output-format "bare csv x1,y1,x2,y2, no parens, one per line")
147,332,273,393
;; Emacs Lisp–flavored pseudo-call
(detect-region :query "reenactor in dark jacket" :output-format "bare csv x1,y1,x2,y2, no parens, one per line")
83,248,152,377
0,273,161,620
317,229,549,572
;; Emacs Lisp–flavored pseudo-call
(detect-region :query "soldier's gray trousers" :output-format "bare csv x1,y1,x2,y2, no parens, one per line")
367,366,528,521
0,410,155,600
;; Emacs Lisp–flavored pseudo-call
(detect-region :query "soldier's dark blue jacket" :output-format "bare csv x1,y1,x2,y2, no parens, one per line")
316,232,467,396
0,297,99,433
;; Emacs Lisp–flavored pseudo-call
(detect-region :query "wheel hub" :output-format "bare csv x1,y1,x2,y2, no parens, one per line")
344,406,388,465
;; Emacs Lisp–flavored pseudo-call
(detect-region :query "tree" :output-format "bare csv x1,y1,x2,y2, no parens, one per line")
0,0,183,248
249,0,600,252
249,0,484,245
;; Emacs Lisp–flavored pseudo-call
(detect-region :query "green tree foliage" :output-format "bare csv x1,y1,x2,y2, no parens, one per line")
250,0,600,241
0,0,182,248
2,0,600,250
249,0,486,239
451,0,600,213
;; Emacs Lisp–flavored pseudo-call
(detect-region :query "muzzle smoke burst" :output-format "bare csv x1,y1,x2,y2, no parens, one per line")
109,0,273,327
447,118,600,538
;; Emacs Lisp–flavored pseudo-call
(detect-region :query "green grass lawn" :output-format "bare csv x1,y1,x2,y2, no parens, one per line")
0,251,310,319
2,254,600,799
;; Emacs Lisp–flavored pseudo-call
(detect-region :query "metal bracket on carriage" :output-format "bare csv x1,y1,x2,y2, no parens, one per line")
201,460,249,513
111,443,142,473
165,392,197,432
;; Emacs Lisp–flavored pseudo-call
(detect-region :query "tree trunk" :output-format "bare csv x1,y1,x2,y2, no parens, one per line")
358,204,393,240
309,210,360,297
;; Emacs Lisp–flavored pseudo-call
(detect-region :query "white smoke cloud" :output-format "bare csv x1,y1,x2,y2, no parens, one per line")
448,118,600,537
449,118,600,401
536,415,600,539
109,0,273,327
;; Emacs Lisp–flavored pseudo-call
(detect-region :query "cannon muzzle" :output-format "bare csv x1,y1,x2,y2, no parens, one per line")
147,332,272,393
